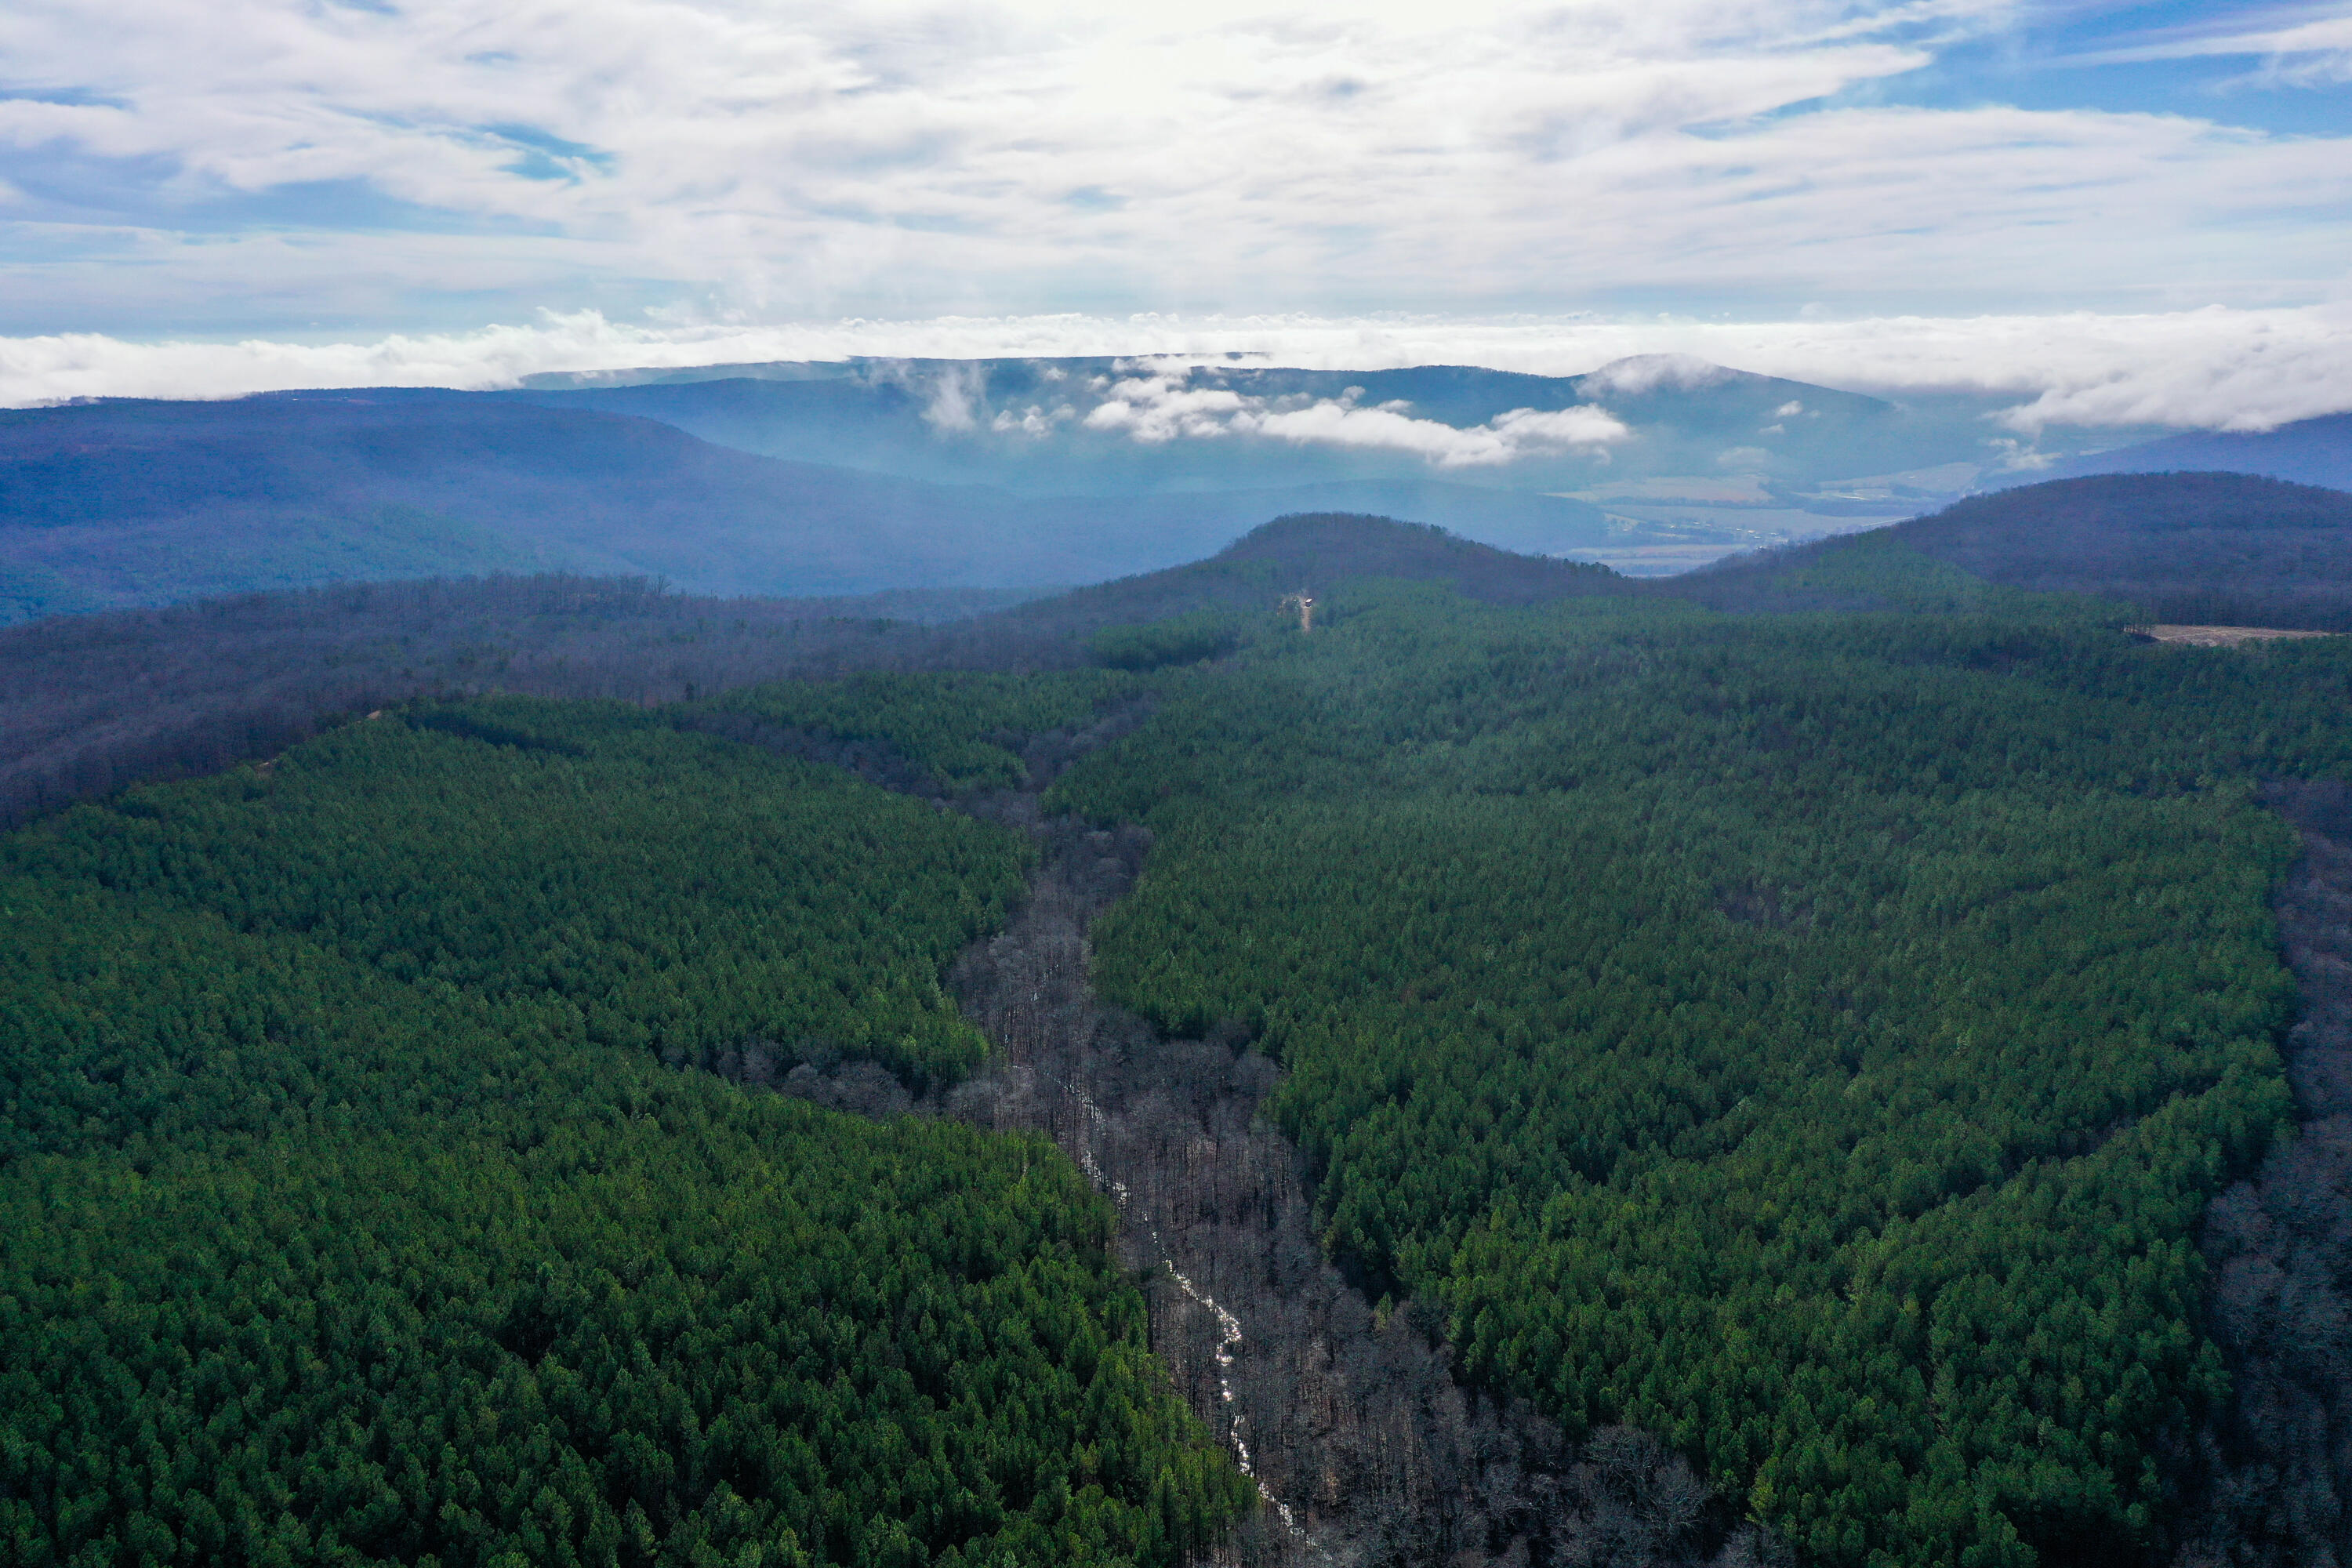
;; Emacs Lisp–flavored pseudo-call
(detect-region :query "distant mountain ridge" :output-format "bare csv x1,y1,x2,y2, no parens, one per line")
3,355,2265,626
499,357,2042,497
0,394,1623,622
0,395,1040,617
2043,412,2352,493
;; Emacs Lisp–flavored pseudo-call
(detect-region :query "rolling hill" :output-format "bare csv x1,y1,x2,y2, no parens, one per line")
1678,471,2352,627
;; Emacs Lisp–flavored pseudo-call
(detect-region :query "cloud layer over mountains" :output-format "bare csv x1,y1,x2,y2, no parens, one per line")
5,306,2350,437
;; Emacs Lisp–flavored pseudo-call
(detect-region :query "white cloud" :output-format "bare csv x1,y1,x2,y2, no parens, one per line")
1081,376,1258,441
0,0,2346,334
991,401,1077,435
1079,373,1630,466
1251,395,1631,466
1581,354,1734,395
3,303,2351,434
899,362,989,431
2068,10,2352,84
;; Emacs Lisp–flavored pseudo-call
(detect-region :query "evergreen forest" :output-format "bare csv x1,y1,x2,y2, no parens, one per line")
8,515,2352,1566
0,700,1253,1568
1041,573,2352,1566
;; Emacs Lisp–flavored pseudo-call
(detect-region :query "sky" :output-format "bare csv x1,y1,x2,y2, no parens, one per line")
2,0,2348,422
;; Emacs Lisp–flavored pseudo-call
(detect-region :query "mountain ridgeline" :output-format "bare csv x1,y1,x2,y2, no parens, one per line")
8,354,2247,622
2042,412,2352,494
503,358,1968,497
1686,471,2352,629
0,391,1632,622
7,485,2352,1566
0,515,1627,832
0,394,1152,615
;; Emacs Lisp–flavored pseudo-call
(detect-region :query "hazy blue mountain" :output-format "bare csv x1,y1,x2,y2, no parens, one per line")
2042,412,2352,492
507,355,2074,497
0,396,1022,617
0,394,1617,621
501,357,2191,575
4,355,2213,624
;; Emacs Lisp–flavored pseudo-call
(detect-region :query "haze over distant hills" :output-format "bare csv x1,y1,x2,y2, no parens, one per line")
6,354,2346,625
0,353,2167,622
508,355,2169,564
506,357,1998,493
0,393,1628,623
2039,412,2352,494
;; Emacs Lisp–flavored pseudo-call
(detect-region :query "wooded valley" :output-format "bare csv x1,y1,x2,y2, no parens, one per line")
7,495,2352,1566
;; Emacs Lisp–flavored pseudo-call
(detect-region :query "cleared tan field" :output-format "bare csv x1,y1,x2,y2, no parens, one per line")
2135,624,2340,647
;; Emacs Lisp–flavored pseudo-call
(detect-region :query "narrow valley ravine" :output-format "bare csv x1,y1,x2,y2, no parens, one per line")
928,805,1776,1568
751,713,1783,1568
742,718,2352,1567
2169,780,2352,1567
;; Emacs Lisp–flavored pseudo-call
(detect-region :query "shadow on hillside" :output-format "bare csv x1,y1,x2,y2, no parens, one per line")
2172,780,2352,1566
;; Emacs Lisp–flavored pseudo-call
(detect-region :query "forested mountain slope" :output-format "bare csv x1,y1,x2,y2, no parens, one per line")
0,515,1621,830
0,698,1251,1568
1676,472,2352,627
1023,579,2352,1566
0,574,1073,832
10,510,2352,1563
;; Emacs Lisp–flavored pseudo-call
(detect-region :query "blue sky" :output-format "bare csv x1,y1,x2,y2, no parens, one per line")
0,2,2346,419
1864,2,2352,130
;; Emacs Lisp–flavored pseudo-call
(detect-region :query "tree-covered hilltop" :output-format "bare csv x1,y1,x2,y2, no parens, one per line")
0,700,1253,1568
14,474,2352,832
0,513,1617,833
1685,472,2352,629
1034,577,2352,1566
